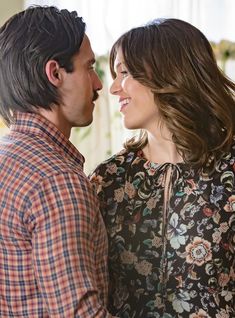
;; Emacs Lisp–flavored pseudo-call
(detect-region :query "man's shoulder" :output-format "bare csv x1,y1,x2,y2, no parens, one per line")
0,132,80,178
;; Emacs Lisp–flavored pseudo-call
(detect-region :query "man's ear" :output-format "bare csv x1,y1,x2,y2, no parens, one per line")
45,60,62,87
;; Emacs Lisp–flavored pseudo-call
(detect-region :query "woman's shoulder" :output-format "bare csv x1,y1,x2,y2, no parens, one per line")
103,148,131,164
231,140,235,156
91,148,137,176
88,149,135,193
222,140,235,164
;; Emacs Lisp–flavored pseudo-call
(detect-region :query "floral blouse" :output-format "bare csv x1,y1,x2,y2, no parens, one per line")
90,146,235,318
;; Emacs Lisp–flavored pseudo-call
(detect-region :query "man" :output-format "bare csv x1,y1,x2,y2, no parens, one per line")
0,6,116,317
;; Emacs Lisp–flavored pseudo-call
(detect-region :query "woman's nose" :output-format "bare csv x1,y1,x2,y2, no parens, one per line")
110,77,122,95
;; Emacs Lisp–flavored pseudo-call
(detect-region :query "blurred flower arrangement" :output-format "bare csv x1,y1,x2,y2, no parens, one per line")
211,39,235,71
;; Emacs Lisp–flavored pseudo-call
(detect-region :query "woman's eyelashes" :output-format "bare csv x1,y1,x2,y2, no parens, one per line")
120,70,129,78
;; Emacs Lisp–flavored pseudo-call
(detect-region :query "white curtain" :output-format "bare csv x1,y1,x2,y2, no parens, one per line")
24,0,235,55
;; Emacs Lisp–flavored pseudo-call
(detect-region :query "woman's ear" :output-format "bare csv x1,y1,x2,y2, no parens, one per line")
45,60,62,86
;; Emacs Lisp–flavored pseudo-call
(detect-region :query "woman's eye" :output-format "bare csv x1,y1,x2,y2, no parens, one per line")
120,70,128,77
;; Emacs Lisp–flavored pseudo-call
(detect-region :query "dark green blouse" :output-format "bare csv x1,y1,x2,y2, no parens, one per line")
90,147,235,318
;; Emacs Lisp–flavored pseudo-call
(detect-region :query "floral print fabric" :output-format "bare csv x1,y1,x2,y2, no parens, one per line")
90,147,235,318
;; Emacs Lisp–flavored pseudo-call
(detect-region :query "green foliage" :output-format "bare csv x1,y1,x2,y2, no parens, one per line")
73,126,92,141
95,55,108,82
211,40,235,71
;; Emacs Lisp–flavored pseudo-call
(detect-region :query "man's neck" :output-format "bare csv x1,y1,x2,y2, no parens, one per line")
38,108,71,139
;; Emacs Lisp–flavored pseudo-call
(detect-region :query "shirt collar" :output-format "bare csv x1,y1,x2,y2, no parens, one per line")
10,112,85,168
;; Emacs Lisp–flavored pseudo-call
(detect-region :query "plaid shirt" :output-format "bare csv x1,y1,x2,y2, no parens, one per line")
0,112,115,317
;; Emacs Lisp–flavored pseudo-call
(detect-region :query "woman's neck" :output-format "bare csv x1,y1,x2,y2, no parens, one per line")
143,129,183,164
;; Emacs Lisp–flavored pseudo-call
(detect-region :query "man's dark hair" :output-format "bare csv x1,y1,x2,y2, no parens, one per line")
0,6,86,125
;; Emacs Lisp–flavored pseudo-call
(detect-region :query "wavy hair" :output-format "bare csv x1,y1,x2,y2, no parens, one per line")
0,6,85,125
110,18,235,171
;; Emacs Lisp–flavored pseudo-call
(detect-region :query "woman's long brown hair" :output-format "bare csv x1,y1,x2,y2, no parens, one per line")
110,18,235,172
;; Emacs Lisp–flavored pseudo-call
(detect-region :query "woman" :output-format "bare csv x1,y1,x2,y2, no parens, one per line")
90,18,235,318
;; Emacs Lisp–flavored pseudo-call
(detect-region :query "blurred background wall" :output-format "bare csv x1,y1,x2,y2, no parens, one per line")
0,1,24,25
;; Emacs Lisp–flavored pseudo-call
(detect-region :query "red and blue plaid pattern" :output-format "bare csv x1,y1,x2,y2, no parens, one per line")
0,112,113,317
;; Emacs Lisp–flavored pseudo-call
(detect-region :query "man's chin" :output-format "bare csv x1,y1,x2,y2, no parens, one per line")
77,117,93,127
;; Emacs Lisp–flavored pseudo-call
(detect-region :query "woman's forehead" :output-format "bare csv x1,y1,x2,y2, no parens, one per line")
114,48,125,69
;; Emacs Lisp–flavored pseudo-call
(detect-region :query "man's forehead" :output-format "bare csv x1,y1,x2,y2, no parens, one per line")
77,34,95,62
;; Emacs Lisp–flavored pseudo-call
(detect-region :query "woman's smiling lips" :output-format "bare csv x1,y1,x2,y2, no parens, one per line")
119,97,131,112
